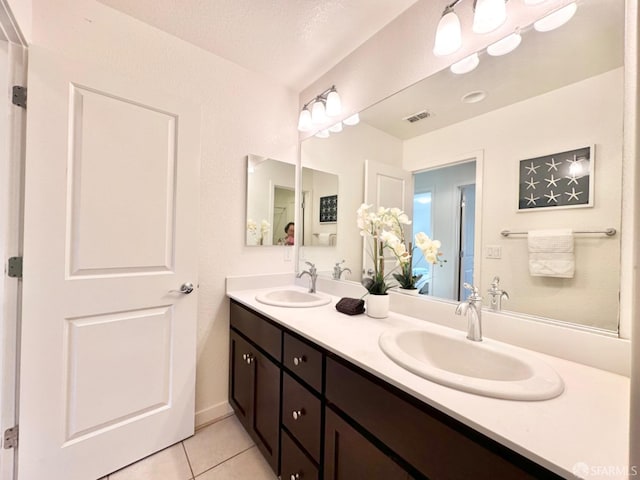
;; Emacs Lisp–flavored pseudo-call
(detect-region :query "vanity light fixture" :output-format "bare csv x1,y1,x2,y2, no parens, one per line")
315,129,330,139
297,85,342,132
472,0,508,34
343,112,360,126
533,2,577,32
450,52,480,74
487,30,521,56
329,121,343,133
433,1,463,57
311,98,327,124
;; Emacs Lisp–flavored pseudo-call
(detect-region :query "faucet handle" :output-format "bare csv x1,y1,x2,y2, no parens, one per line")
462,282,481,300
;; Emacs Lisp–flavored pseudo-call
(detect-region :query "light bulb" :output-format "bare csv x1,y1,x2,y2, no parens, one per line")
450,53,480,74
297,107,312,132
343,113,360,126
433,7,462,56
315,129,330,139
473,0,507,34
311,99,326,124
487,32,522,56
325,88,342,116
534,2,577,32
329,122,343,133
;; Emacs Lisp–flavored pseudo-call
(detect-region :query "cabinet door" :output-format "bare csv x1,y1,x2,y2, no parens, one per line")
229,330,253,428
324,408,410,480
252,347,280,473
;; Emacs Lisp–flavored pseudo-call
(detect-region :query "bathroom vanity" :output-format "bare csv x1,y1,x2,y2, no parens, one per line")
226,282,630,479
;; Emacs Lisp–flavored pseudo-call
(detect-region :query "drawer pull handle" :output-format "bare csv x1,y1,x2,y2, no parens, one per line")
242,353,254,365
290,474,300,480
293,356,306,366
292,409,305,420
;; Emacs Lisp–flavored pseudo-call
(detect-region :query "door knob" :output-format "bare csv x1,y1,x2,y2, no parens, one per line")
170,282,194,294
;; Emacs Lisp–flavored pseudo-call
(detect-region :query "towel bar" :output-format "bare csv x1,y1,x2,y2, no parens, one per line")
500,228,616,237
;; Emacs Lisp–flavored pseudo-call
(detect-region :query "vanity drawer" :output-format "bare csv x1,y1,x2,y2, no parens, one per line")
230,300,281,361
283,332,323,392
281,429,319,480
325,356,558,480
282,372,322,462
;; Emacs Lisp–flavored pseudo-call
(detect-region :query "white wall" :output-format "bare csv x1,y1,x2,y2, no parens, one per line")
300,122,403,278
404,69,623,330
28,0,299,425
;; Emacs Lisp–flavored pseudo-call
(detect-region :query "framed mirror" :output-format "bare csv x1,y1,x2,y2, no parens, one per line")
246,155,296,246
299,0,624,332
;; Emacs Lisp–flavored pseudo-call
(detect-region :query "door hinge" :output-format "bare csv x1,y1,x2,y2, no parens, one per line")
7,256,23,278
12,86,26,108
3,426,18,449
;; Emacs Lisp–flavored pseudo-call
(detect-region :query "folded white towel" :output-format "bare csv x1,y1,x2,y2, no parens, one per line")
316,232,331,246
528,229,575,278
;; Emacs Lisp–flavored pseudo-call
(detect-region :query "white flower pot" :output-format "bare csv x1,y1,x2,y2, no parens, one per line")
399,287,420,296
366,294,390,318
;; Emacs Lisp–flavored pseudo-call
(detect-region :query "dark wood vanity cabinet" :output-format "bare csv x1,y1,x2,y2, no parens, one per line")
229,302,281,473
228,300,563,480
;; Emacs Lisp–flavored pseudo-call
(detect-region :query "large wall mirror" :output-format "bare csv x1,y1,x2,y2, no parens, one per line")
300,167,339,246
300,0,624,332
246,155,296,246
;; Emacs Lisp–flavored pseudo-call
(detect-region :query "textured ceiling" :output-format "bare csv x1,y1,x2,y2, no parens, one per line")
98,0,419,91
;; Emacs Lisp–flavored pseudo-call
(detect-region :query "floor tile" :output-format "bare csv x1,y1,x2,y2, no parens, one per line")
183,415,254,476
109,443,192,480
195,446,276,480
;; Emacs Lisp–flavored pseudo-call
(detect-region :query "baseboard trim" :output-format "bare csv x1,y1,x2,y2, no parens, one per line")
195,401,233,429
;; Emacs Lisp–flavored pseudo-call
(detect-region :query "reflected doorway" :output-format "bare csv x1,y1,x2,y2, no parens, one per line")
413,161,476,301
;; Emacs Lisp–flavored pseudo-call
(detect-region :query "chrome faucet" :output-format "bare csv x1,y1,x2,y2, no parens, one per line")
332,260,351,280
297,261,318,293
487,276,509,312
455,283,483,342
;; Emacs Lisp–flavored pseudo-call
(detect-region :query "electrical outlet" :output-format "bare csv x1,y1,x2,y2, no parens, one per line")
283,247,292,262
486,245,502,259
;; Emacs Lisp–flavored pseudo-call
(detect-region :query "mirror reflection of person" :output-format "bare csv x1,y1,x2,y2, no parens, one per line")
284,222,294,245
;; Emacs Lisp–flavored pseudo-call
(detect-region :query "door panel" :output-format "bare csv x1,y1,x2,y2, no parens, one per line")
363,160,413,278
19,47,200,480
68,85,177,275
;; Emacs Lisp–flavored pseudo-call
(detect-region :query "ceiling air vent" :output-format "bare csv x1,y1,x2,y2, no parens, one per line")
402,110,431,123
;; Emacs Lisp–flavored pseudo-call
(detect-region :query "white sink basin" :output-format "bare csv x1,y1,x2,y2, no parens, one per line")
255,289,332,308
379,329,564,400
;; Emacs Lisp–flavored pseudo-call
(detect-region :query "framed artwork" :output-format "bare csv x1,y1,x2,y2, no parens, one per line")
518,146,594,211
319,195,338,223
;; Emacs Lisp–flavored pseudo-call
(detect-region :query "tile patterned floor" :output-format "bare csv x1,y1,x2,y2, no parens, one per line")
103,415,277,480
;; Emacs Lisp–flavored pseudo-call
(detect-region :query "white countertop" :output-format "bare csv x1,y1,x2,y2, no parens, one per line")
226,283,630,480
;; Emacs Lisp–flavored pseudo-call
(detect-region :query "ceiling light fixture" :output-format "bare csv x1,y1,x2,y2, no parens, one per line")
433,2,463,56
472,0,507,34
533,2,577,32
297,85,342,132
450,53,480,74
487,30,521,56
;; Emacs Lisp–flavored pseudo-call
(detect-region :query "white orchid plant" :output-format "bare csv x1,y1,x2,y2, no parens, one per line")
247,219,271,245
357,203,445,294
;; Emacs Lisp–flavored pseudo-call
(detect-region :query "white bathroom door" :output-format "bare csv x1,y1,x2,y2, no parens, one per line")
18,47,201,480
363,160,413,280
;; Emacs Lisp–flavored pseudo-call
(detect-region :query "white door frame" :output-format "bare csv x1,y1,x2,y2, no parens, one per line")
0,3,27,480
